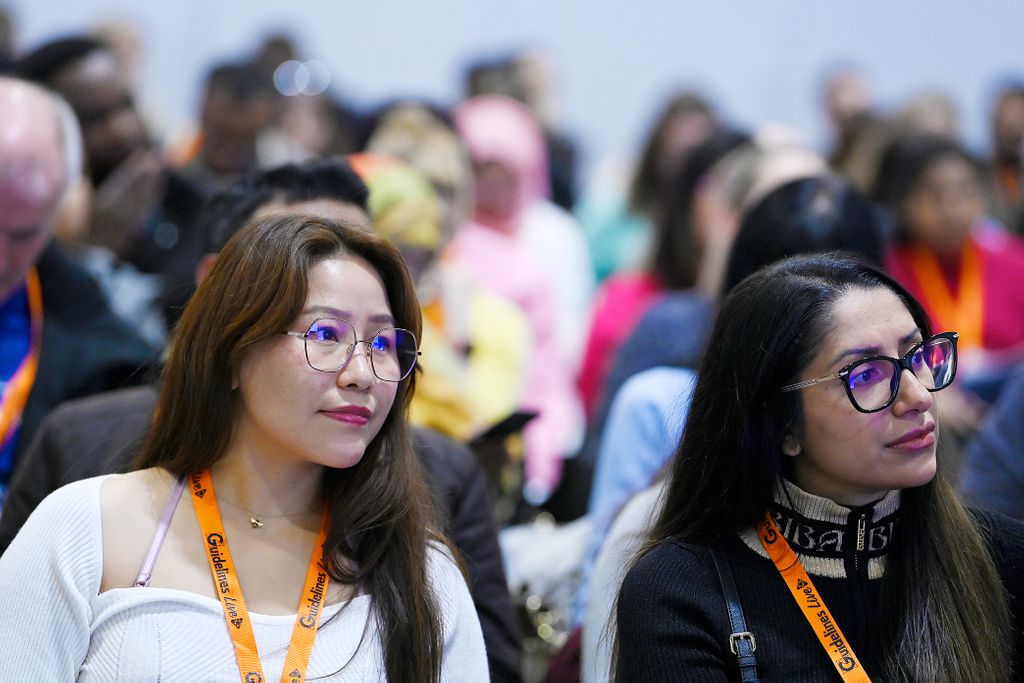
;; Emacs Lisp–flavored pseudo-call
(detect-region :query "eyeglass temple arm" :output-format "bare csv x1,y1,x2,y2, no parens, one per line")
780,373,841,392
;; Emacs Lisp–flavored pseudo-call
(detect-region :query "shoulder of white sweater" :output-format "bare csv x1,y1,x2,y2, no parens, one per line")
425,540,471,602
0,474,115,609
19,473,114,539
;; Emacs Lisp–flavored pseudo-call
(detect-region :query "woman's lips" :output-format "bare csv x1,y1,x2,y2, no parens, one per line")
321,406,371,426
886,423,936,450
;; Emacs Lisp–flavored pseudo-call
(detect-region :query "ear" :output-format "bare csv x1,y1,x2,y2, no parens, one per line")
782,432,802,457
195,253,219,284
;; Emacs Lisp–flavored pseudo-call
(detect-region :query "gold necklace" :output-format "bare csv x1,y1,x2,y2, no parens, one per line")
217,497,319,530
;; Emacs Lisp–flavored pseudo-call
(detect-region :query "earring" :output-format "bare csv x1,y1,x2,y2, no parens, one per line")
782,433,802,457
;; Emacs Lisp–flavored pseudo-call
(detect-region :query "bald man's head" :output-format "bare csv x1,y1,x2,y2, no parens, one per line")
0,77,79,300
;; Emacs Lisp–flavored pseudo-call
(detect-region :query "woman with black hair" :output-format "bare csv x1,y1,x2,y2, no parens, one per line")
615,255,1023,681
722,174,888,293
576,130,751,419
576,91,718,284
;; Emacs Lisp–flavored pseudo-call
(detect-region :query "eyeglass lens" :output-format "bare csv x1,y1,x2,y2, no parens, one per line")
304,318,418,381
845,336,956,411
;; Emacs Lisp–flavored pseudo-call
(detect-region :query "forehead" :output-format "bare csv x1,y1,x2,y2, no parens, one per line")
204,90,271,129
0,104,65,228
661,112,715,148
816,287,919,362
911,157,979,196
305,254,390,312
922,154,975,179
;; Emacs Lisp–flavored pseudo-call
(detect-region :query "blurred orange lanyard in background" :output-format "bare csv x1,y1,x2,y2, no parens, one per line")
907,242,983,351
191,469,331,683
0,269,42,450
758,513,872,683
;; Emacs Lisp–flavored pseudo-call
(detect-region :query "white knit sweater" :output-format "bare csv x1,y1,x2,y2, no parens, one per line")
0,475,489,681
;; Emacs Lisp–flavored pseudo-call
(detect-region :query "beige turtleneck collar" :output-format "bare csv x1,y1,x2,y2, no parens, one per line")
738,479,902,579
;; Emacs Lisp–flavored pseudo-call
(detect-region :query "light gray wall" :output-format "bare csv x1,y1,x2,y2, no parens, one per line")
10,1,1024,178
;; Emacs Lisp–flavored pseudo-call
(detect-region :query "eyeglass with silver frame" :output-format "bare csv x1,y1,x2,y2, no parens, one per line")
283,317,420,382
780,331,959,413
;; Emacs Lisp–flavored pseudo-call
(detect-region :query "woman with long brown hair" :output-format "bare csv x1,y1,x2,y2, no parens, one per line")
0,214,487,681
615,255,1023,681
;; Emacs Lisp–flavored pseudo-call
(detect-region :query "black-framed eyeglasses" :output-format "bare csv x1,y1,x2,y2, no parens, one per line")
283,317,420,382
780,332,959,413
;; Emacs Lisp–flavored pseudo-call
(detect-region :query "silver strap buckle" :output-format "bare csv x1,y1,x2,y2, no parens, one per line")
729,631,757,654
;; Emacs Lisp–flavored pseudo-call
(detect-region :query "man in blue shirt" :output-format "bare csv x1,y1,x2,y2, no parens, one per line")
0,77,153,506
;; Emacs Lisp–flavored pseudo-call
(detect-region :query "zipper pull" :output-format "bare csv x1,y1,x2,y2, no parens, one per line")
856,514,867,552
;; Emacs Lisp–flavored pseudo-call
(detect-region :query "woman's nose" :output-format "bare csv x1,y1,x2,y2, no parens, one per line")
891,368,934,415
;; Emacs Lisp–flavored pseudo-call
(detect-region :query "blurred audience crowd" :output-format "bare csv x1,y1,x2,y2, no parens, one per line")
2,11,1024,681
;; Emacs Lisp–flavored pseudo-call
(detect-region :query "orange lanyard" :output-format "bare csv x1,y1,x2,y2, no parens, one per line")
758,513,872,682
906,241,983,351
0,269,43,450
190,469,331,683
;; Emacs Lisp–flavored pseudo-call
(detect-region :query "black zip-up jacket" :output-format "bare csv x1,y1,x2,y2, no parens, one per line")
616,483,1024,681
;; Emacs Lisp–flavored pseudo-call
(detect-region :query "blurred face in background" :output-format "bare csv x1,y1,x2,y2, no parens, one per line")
993,93,1024,165
0,184,59,300
900,91,961,140
0,86,65,299
472,159,518,224
281,94,338,157
904,154,983,256
365,103,475,243
656,110,716,190
455,95,547,232
691,165,740,251
408,130,474,243
200,87,273,177
49,49,147,184
824,69,874,139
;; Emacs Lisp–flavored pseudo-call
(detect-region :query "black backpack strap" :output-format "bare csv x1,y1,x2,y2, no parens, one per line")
709,550,760,683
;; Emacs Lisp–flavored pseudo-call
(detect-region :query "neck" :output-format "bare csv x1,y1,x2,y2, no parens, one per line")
0,274,28,304
212,442,325,518
778,478,899,518
916,235,970,265
791,468,891,508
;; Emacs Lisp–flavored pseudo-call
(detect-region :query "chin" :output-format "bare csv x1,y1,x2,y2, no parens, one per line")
896,453,939,490
324,450,368,471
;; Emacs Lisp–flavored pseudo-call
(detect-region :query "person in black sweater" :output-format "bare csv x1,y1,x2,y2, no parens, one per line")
616,255,1024,682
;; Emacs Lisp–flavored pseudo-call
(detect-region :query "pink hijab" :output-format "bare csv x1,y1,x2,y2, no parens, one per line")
453,95,549,234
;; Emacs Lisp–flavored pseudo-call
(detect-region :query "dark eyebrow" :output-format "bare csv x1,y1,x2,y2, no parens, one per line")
301,306,395,326
829,328,922,367
900,329,925,346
